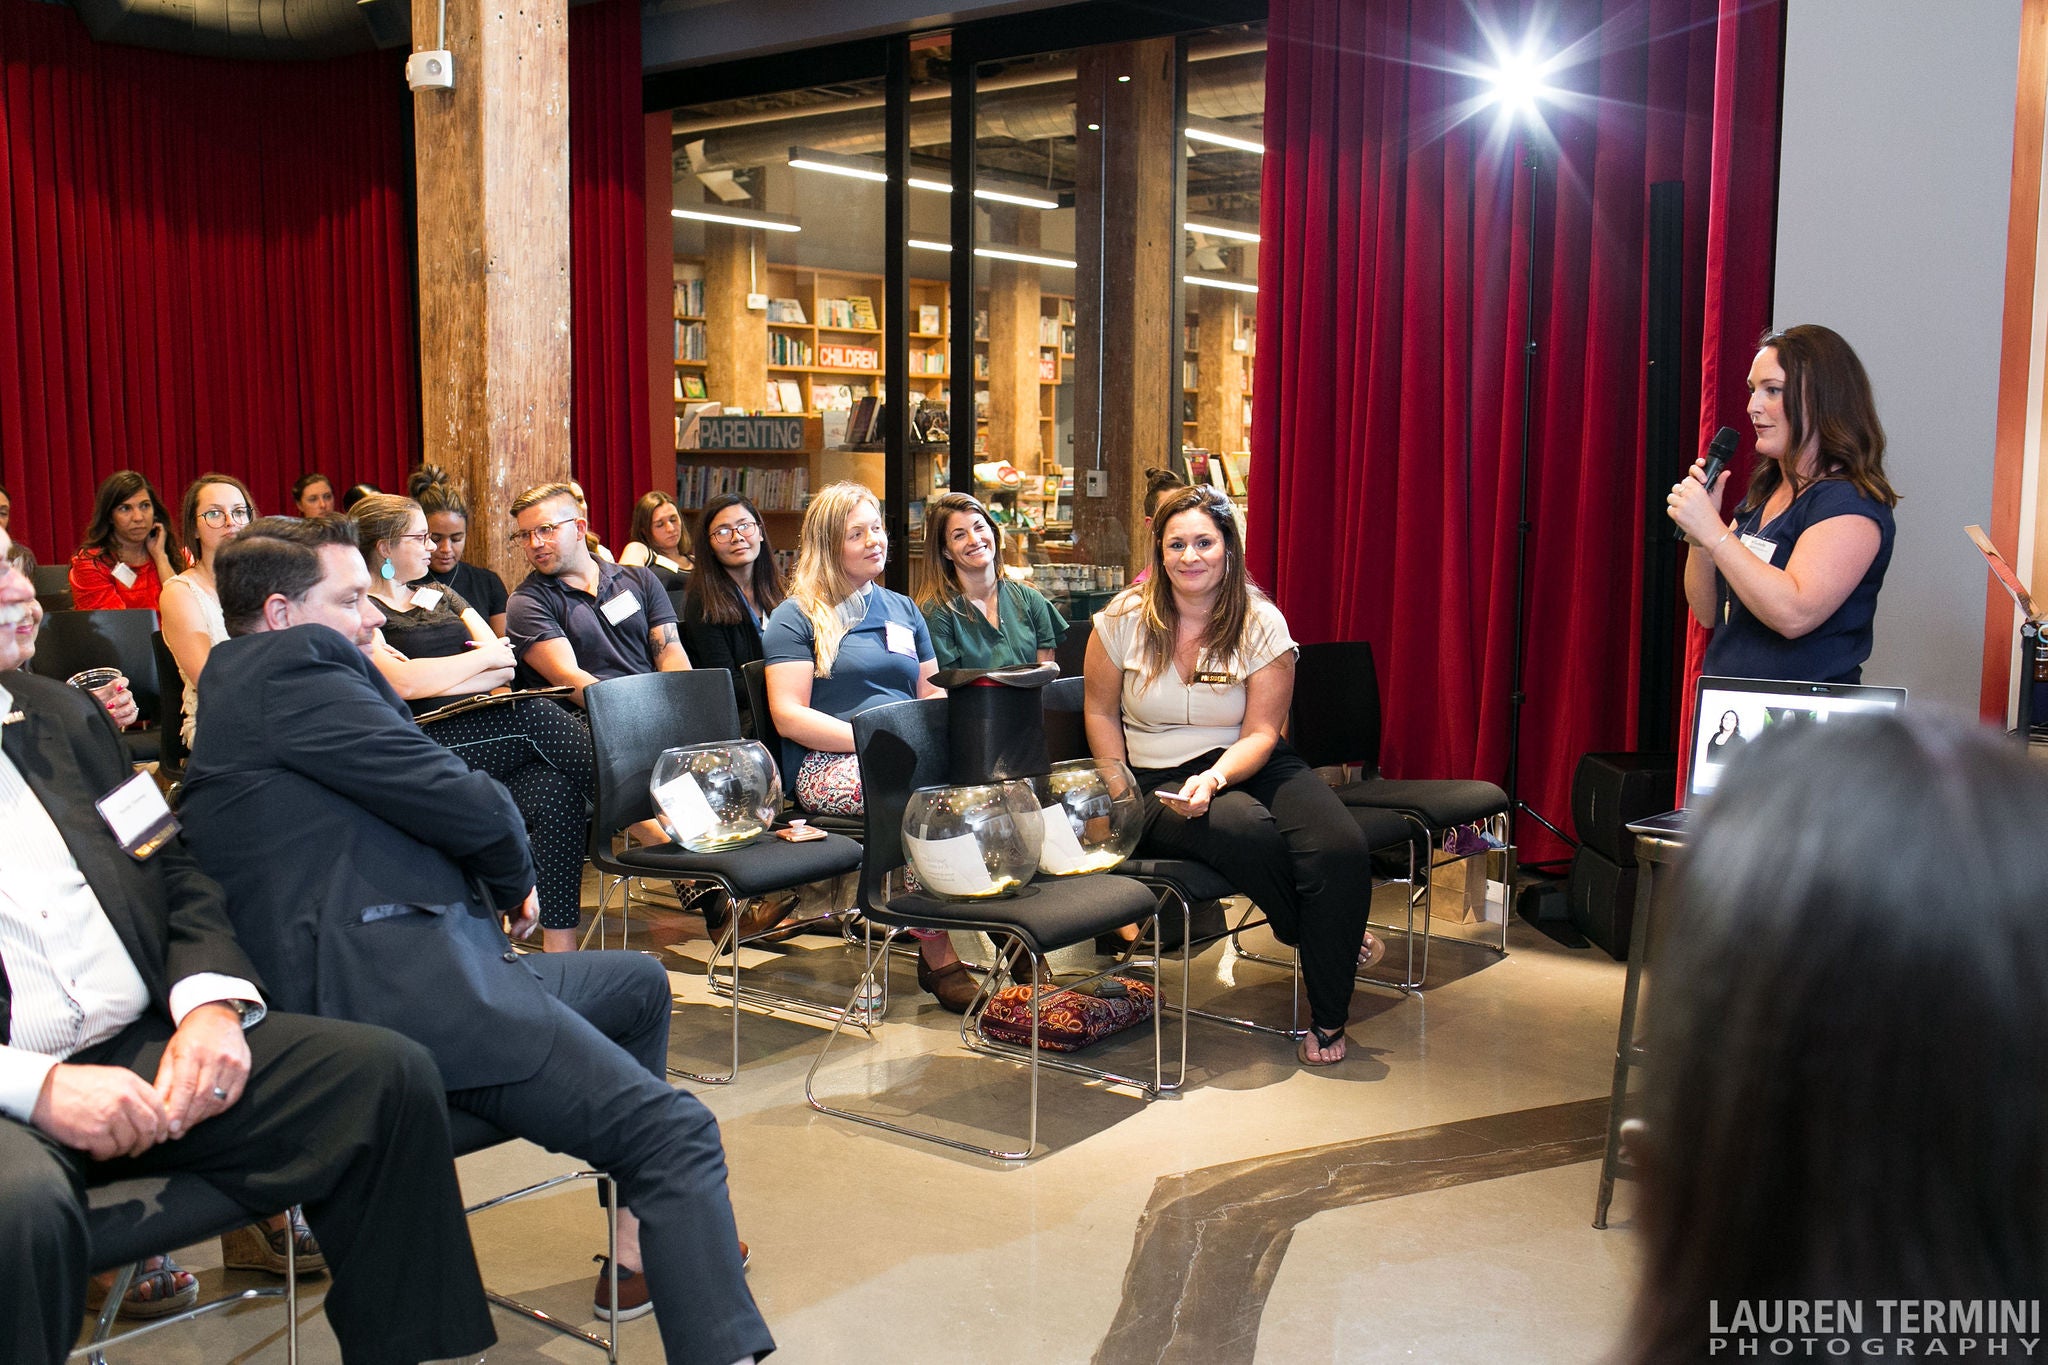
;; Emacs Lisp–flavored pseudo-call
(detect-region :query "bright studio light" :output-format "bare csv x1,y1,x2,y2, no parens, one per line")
1478,45,1558,121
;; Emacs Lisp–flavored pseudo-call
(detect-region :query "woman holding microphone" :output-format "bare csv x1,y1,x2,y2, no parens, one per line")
1667,324,1897,683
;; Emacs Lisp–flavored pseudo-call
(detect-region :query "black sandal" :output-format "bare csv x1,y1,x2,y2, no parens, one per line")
1296,1023,1347,1067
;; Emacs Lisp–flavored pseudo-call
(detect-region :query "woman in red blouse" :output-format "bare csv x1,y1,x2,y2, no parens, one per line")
69,470,181,611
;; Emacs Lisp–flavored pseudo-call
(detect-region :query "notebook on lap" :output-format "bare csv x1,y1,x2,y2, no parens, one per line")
1625,675,1907,838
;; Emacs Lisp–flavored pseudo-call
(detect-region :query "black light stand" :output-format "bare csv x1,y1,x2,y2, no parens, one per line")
1502,145,1571,853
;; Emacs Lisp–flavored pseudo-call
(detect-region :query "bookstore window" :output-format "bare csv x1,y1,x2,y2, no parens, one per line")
659,20,1263,607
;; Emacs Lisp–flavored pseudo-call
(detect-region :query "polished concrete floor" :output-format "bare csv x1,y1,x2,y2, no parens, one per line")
78,879,1643,1363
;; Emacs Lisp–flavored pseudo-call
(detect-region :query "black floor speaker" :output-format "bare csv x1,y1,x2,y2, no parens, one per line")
1571,751,1676,865
1568,846,1639,962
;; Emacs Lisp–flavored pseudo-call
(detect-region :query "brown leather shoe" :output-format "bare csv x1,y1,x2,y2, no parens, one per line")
916,957,979,1013
592,1254,654,1322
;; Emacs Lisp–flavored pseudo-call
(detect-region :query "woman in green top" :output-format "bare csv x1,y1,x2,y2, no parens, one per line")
917,491,1067,670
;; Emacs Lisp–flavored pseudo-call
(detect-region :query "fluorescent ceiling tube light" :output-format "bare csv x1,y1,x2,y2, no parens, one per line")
909,240,1077,269
1184,273,1257,294
1185,118,1264,154
1186,219,1260,243
790,147,1060,210
786,147,888,182
671,205,802,232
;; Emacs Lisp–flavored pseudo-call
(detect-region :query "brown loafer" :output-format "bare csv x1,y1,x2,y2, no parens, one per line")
592,1254,655,1322
916,958,979,1013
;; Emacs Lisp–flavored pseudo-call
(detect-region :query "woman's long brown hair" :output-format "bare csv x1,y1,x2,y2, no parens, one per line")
1118,484,1264,687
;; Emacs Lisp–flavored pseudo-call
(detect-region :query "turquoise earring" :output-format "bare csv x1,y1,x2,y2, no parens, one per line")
380,558,395,581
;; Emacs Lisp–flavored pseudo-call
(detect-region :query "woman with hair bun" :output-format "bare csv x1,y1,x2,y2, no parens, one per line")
409,464,510,635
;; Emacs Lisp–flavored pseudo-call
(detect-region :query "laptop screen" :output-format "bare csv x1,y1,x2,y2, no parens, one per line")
1689,676,1908,804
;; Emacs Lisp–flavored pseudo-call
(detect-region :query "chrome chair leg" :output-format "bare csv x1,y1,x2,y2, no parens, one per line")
469,1169,618,1361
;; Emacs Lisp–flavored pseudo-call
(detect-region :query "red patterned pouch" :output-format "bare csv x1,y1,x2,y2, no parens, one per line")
976,978,1156,1052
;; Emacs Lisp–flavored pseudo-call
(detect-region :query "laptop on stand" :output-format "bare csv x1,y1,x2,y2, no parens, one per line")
1626,675,1908,839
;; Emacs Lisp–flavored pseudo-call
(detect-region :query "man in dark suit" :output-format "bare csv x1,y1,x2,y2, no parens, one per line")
0,530,492,1365
181,516,772,1365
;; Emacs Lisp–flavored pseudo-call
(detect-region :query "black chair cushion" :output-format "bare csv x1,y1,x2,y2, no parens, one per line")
1349,804,1418,853
601,829,862,899
85,1174,253,1272
1337,777,1508,828
121,728,161,765
1118,857,1236,902
448,1109,517,1158
867,874,1157,954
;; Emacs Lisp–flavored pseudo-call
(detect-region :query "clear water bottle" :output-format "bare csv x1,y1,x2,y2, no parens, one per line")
852,974,885,1025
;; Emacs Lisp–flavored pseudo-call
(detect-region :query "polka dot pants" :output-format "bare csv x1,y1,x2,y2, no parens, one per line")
423,697,594,930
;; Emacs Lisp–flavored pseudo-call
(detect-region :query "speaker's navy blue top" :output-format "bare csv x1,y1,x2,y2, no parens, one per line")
1702,477,1894,685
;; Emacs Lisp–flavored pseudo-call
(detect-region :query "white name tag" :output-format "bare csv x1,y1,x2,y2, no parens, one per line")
1739,532,1778,565
601,591,641,626
110,562,137,588
96,770,178,860
1035,802,1092,875
882,621,917,658
652,770,718,843
410,586,444,612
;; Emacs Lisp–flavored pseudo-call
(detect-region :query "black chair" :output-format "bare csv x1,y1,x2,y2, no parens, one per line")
739,658,864,841
78,1176,301,1364
1290,640,1514,985
152,630,189,786
447,1109,619,1361
584,669,864,1084
1052,617,1092,678
29,609,162,765
805,695,1165,1161
32,563,72,612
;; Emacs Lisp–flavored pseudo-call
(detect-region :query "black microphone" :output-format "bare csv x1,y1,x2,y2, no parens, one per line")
1674,426,1741,542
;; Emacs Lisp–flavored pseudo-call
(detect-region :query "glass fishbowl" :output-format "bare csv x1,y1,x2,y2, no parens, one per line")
901,779,1043,898
649,740,781,852
1022,757,1143,877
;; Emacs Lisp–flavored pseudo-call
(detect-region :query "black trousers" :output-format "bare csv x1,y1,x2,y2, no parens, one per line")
0,1012,492,1365
448,950,775,1365
1134,742,1372,1032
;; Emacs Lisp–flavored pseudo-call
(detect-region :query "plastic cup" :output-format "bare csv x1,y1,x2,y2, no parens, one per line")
67,667,122,694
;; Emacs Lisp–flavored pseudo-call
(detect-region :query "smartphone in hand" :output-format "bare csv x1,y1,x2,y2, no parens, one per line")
1154,786,1198,809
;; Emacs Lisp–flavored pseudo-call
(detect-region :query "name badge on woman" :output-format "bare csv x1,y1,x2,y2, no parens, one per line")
1739,532,1778,566
1193,670,1235,686
882,621,917,658
601,591,641,626
411,587,444,612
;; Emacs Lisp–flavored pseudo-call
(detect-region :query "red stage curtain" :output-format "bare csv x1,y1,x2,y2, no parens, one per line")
1251,0,1782,862
0,0,415,563
568,0,649,552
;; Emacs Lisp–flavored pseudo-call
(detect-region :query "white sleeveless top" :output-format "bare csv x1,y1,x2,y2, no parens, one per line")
160,573,227,750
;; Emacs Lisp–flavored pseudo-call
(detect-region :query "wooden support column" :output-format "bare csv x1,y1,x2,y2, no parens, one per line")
647,114,677,497
703,222,767,418
986,206,1043,474
413,0,571,588
1073,38,1177,577
1194,280,1248,455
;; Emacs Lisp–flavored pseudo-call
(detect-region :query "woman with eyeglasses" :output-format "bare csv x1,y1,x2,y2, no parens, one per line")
916,491,1067,671
680,493,785,735
1083,485,1378,1067
70,470,181,611
158,474,256,750
352,494,596,953
409,464,509,636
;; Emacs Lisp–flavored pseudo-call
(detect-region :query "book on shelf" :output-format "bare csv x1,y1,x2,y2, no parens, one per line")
677,463,812,512
1217,451,1249,496
768,333,813,367
1183,358,1200,388
846,396,880,445
1183,447,1214,486
671,278,705,317
1055,298,1075,324
673,319,706,361
674,402,723,450
1061,324,1076,355
918,303,940,334
766,298,808,324
1183,320,1200,351
972,310,989,340
680,373,708,400
777,380,804,413
850,295,878,328
821,410,850,448
764,382,783,413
